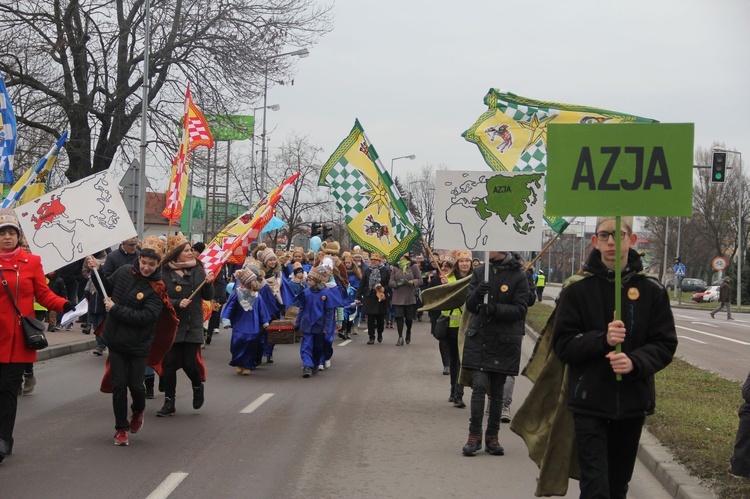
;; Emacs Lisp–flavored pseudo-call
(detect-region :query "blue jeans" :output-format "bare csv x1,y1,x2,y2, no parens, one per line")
712,301,732,319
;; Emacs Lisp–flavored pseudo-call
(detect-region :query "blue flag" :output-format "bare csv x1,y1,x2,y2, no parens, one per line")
0,75,17,184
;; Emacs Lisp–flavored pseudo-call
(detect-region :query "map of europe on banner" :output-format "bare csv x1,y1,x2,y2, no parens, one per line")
434,170,545,252
16,170,136,273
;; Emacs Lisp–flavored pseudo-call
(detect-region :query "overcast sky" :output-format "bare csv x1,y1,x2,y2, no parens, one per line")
264,0,749,184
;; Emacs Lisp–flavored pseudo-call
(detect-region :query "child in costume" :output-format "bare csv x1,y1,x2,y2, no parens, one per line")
222,261,278,375
295,266,336,378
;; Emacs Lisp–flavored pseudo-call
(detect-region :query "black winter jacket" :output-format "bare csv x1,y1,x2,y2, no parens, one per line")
96,264,165,356
463,254,529,375
102,246,140,278
356,266,390,315
163,263,213,343
552,249,677,419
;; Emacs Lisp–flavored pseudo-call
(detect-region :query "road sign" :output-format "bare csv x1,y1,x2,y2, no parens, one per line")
674,263,686,276
712,256,728,272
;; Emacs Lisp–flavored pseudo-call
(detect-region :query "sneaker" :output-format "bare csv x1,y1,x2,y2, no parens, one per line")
192,383,205,410
114,429,129,446
484,434,505,456
318,364,325,372
728,466,750,479
302,367,312,378
22,375,36,395
324,360,331,369
443,366,450,375
728,317,735,320
65,323,74,331
92,347,104,356
266,355,274,364
501,406,512,423
710,312,716,319
213,328,219,335
130,411,144,433
462,433,482,456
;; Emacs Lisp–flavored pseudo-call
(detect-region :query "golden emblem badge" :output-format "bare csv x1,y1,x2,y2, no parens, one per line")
136,292,144,300
175,285,182,292
500,284,509,292
322,295,327,301
627,287,640,300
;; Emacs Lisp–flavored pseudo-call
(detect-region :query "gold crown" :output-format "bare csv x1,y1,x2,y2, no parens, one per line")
167,231,189,255
141,235,166,258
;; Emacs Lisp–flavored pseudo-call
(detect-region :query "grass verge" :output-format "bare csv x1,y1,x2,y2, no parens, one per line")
525,303,749,498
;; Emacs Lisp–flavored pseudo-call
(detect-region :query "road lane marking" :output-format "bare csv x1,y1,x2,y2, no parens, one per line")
146,472,188,499
240,393,274,414
676,325,750,345
678,335,708,344
690,322,720,328
339,339,353,346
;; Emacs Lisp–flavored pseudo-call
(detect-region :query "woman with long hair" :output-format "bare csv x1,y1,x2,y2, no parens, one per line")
440,250,474,409
157,232,214,417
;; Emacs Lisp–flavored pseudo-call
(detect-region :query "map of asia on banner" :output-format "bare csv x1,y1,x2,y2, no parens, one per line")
16,170,137,273
434,170,545,251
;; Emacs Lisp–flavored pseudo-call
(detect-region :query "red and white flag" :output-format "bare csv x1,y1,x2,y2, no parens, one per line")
162,84,214,221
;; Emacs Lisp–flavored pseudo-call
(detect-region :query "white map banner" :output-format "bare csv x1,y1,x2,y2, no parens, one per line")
434,170,545,252
16,170,137,273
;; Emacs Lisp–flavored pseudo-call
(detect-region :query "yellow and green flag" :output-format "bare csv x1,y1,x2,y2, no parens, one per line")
319,120,421,263
462,89,658,233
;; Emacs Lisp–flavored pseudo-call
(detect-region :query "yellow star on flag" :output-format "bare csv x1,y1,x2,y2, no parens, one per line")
518,113,557,154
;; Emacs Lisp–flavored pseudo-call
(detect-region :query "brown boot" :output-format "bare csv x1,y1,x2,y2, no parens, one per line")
462,433,482,456
485,434,505,455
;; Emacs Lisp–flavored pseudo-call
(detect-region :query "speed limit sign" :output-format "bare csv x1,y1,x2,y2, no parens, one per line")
712,256,728,271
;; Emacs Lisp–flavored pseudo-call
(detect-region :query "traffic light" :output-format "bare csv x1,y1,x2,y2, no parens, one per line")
310,222,322,237
711,152,727,183
322,224,333,241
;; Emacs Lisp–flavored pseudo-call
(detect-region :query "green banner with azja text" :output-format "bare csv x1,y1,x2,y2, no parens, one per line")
545,123,693,216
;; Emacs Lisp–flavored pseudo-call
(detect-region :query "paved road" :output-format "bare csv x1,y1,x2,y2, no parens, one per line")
0,320,681,499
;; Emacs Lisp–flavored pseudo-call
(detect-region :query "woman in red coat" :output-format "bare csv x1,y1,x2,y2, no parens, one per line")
0,208,72,463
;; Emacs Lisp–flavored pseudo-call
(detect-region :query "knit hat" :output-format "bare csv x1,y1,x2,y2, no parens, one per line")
235,261,263,286
192,241,206,253
321,240,341,256
441,252,457,265
455,250,472,262
141,235,167,259
258,247,277,265
0,208,20,232
292,261,304,272
307,265,331,284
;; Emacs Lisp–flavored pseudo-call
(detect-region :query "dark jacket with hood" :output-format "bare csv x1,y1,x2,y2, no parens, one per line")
95,263,165,356
552,248,677,419
163,262,213,343
463,252,529,375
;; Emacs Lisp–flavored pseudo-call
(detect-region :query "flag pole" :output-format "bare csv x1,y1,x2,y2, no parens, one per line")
187,279,208,301
614,216,622,381
420,235,445,278
524,232,562,272
92,268,110,301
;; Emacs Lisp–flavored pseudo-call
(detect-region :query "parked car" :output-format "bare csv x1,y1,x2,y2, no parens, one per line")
692,285,720,303
667,278,708,293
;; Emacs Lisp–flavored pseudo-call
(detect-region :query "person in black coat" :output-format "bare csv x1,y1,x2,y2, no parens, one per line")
552,217,677,498
356,252,390,344
86,239,167,446
730,371,750,478
460,251,529,456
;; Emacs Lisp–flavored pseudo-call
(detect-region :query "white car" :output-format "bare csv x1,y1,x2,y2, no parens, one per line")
701,285,721,303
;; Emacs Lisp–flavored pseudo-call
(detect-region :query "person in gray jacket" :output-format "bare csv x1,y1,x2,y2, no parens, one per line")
461,251,529,456
388,251,423,346
157,233,214,417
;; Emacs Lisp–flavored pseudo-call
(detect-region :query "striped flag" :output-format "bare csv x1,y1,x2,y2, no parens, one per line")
2,131,68,209
198,172,300,276
462,89,658,233
162,84,214,221
0,75,17,184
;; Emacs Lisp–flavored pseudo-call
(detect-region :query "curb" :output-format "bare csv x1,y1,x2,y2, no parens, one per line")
36,338,97,361
523,324,715,499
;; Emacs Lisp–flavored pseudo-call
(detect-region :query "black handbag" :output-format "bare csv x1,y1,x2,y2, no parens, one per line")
432,314,449,341
2,277,49,350
414,286,423,308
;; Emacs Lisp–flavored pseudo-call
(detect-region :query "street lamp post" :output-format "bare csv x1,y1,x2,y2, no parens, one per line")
250,104,279,206
389,154,416,178
259,48,309,198
714,146,744,309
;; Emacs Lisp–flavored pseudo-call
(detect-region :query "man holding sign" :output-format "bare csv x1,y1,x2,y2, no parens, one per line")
552,217,677,498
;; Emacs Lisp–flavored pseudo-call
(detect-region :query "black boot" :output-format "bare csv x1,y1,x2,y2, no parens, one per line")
462,433,482,456
405,330,411,344
156,397,176,417
144,374,155,399
485,434,505,455
192,383,205,409
453,394,466,408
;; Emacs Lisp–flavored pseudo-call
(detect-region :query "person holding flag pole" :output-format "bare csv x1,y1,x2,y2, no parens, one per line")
551,216,677,497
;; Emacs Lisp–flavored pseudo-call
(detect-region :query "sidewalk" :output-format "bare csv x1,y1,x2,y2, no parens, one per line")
37,321,97,361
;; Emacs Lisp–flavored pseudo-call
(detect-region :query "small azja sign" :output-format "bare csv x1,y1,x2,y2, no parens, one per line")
545,123,693,217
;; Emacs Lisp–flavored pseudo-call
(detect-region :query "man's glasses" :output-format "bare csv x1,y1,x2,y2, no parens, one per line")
595,230,630,242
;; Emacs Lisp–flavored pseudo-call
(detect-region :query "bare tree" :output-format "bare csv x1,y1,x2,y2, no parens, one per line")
406,164,441,251
262,133,328,250
0,0,332,182
643,144,748,285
